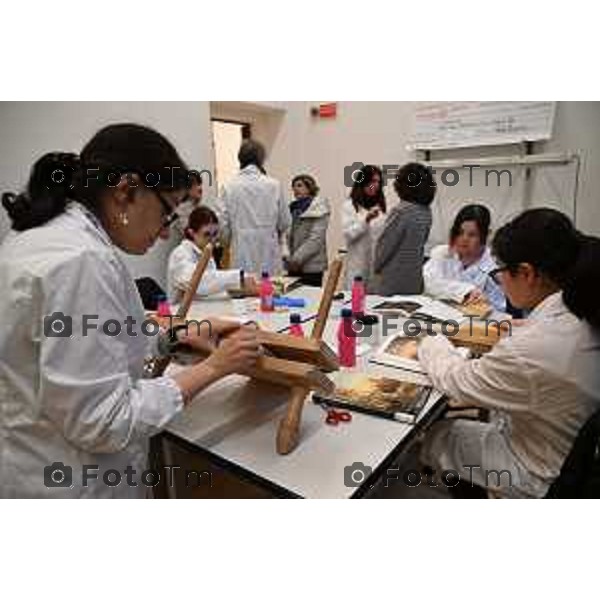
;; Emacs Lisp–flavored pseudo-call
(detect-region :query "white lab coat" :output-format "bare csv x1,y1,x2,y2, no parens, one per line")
341,198,386,290
423,244,506,312
212,165,290,276
167,239,241,303
418,292,600,498
0,204,183,498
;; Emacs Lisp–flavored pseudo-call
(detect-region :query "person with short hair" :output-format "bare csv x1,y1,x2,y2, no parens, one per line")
167,205,258,302
424,203,506,312
212,139,290,276
372,162,434,295
286,174,330,287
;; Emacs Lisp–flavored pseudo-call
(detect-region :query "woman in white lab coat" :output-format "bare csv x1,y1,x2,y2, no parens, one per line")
0,124,261,498
342,165,387,290
423,203,506,312
167,206,258,303
418,208,600,498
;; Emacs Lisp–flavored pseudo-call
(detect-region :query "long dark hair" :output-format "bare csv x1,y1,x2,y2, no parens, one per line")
2,123,188,232
350,165,386,213
450,204,491,246
492,208,600,329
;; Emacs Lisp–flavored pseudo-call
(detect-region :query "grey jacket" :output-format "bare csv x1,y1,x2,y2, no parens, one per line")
287,196,330,274
372,200,432,296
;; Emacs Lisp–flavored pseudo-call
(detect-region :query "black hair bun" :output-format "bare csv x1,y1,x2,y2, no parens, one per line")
2,152,80,231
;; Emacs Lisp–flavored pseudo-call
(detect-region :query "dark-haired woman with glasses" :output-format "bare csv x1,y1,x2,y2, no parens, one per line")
0,124,261,498
168,206,259,302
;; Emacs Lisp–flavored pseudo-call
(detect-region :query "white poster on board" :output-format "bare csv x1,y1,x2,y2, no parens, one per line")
411,101,556,150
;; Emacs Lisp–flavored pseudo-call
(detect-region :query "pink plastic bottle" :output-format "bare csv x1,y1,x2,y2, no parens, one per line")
289,313,304,337
157,294,172,317
337,308,357,367
260,271,274,312
351,275,366,315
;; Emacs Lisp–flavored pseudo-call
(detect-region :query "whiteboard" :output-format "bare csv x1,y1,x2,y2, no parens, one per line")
411,101,556,150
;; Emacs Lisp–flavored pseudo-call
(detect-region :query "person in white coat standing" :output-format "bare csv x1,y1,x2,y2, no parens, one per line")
418,209,600,498
424,203,506,312
213,139,290,276
167,205,259,302
342,164,386,290
0,124,261,498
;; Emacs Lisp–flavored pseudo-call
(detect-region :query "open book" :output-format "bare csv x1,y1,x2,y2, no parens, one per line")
313,370,433,424
371,295,466,324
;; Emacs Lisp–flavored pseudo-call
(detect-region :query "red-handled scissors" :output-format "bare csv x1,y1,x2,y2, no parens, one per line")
321,405,352,426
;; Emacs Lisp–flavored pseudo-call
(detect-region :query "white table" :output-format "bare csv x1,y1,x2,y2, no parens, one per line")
161,289,447,498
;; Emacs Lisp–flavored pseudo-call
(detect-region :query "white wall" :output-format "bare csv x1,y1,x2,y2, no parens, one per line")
0,101,213,287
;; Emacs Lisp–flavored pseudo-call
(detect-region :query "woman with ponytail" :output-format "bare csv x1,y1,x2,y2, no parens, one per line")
417,208,600,498
0,124,261,498
167,206,258,302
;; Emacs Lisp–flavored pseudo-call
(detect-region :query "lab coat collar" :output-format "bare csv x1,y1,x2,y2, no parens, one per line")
528,291,567,321
180,238,203,258
67,202,114,248
240,165,263,178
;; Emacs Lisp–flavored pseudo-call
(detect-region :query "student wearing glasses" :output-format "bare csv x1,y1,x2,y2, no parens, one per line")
418,208,600,498
423,203,506,312
167,205,259,302
0,124,261,498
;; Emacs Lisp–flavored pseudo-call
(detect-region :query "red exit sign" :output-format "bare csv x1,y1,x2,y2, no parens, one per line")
311,103,337,118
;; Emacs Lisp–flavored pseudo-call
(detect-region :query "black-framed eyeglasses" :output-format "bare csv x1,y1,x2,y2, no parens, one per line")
155,190,189,229
488,265,510,285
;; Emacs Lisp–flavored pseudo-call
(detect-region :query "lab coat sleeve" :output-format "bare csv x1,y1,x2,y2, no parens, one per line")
423,252,475,302
196,265,241,296
342,202,369,244
212,188,232,245
38,252,184,454
276,183,292,236
289,214,330,268
171,250,240,297
418,335,534,412
373,209,406,273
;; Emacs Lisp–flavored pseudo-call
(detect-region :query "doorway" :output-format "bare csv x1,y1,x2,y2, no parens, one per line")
211,119,251,193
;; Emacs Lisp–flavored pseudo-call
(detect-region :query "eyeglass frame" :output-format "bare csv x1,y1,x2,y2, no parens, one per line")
154,189,189,229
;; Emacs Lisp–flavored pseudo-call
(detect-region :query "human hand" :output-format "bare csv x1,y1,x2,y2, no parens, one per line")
243,275,261,296
204,326,262,377
366,207,381,223
463,289,483,305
